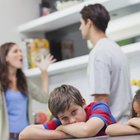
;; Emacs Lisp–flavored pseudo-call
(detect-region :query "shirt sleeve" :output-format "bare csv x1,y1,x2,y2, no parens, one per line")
43,119,61,130
27,79,48,103
90,102,116,127
92,59,111,94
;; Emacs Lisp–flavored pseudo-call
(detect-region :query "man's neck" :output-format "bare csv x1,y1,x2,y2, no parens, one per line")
90,30,106,47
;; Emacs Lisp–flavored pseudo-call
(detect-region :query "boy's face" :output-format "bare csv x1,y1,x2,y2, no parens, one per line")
57,103,87,125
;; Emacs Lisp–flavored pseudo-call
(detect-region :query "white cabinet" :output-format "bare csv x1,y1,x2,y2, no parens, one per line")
24,42,140,78
18,0,140,77
17,0,140,111
18,7,140,42
18,0,140,41
17,0,140,78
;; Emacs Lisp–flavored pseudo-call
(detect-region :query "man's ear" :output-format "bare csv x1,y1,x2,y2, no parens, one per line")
82,98,86,108
87,19,93,28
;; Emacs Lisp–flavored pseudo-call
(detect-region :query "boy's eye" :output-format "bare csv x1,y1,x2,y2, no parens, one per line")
71,110,77,116
61,117,68,121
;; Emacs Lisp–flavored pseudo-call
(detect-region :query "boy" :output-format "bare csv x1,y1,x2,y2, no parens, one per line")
19,85,116,140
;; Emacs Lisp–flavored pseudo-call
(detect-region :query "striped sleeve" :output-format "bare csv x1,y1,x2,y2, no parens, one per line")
43,119,61,130
90,102,116,127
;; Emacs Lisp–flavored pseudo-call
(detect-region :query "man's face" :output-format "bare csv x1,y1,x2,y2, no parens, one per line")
57,103,87,125
79,17,89,40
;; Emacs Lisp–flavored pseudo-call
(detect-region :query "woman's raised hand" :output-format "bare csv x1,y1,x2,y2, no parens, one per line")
36,54,56,71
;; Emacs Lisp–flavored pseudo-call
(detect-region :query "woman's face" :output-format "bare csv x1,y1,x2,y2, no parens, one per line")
133,101,140,117
6,44,23,69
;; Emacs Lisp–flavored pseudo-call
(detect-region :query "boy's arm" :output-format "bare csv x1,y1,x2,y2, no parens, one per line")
57,102,115,138
57,117,104,138
19,125,73,140
127,118,140,129
106,124,140,136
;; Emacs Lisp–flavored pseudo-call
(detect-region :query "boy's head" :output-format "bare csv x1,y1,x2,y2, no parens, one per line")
79,3,110,35
48,84,86,125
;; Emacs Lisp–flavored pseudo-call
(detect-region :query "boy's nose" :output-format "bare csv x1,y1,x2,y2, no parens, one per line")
69,117,76,124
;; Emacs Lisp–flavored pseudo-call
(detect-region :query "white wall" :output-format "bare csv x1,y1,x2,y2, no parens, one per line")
1,0,140,116
31,53,140,113
0,0,41,44
31,68,93,113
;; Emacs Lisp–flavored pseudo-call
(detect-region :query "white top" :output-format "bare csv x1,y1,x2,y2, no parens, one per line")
87,38,132,122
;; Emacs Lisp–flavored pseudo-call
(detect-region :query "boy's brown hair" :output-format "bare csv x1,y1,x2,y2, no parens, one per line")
48,84,84,118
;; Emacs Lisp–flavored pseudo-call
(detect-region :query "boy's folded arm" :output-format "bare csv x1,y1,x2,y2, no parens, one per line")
57,117,104,138
19,124,72,140
106,124,140,136
127,118,140,129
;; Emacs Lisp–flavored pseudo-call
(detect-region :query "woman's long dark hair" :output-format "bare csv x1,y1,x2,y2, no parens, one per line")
0,42,28,95
131,89,140,117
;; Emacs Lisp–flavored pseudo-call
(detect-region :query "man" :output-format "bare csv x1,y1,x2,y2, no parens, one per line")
79,3,132,122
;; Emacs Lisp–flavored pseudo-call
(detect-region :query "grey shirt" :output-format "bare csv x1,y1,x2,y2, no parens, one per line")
87,38,132,122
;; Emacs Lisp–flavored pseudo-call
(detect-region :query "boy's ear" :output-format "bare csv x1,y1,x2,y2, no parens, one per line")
82,98,86,108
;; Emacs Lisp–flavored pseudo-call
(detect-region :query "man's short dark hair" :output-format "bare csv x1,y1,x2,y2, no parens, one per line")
48,85,83,118
80,3,110,32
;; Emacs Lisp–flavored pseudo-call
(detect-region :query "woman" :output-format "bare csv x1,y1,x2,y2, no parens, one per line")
0,42,55,140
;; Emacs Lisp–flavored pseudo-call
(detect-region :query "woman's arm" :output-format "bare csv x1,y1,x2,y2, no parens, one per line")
106,124,140,136
127,118,140,129
28,54,56,103
19,125,72,140
37,54,56,93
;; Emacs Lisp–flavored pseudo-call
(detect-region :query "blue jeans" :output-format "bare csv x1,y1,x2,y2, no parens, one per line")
10,138,18,140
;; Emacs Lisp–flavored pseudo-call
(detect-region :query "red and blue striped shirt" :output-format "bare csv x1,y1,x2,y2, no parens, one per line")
43,102,116,136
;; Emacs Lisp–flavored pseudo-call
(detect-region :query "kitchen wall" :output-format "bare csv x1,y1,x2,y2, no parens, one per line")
0,0,41,44
1,0,140,114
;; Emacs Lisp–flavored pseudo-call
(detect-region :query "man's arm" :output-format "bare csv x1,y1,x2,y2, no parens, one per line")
127,118,140,129
19,125,72,140
106,124,140,136
94,94,109,104
57,117,104,138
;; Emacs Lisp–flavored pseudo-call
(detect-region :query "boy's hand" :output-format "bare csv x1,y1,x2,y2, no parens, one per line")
56,125,63,131
56,126,73,139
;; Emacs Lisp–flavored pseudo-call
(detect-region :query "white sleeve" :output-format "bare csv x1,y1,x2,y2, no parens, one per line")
89,58,111,95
